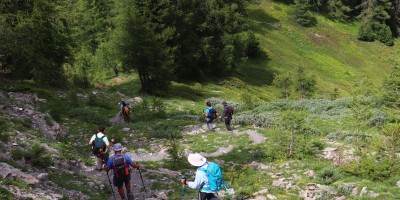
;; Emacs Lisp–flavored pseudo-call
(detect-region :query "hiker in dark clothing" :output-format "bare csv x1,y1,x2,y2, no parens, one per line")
120,100,130,123
113,66,119,76
105,143,140,200
221,101,234,131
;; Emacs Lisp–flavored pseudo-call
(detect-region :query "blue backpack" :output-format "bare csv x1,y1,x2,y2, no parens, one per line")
198,162,225,192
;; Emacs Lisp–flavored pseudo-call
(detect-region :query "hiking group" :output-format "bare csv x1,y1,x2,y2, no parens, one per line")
204,101,234,132
89,126,139,200
89,100,233,200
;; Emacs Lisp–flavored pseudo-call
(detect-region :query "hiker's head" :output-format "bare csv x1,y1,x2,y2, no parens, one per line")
98,126,105,132
188,153,207,167
206,102,211,107
113,143,123,152
222,101,227,106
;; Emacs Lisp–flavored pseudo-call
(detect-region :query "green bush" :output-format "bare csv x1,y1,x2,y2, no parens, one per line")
3,178,29,189
30,144,53,169
87,93,113,109
245,31,261,58
10,118,32,129
67,108,109,125
0,132,9,143
0,187,13,200
375,23,394,46
317,166,342,185
11,144,53,169
11,148,27,160
358,24,375,42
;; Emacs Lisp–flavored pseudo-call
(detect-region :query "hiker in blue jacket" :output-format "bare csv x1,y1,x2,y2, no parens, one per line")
181,153,219,200
105,143,140,200
203,102,216,131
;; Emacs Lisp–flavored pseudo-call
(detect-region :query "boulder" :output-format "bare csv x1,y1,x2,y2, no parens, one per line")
0,162,39,184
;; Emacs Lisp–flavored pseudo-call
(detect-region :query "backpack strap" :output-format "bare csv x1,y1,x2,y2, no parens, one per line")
197,166,211,192
113,156,119,179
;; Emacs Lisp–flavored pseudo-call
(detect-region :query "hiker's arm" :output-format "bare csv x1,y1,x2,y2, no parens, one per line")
130,163,140,169
104,166,111,172
187,170,206,189
88,135,95,145
104,158,112,172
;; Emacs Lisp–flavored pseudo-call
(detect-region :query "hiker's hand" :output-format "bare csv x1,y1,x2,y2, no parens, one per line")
180,178,187,185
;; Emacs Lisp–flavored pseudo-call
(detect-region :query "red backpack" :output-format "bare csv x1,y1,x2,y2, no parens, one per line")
113,155,130,178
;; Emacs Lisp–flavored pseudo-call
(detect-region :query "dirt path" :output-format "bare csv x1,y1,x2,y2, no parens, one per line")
80,166,155,200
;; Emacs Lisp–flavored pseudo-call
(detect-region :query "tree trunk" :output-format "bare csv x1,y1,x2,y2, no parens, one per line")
389,0,400,37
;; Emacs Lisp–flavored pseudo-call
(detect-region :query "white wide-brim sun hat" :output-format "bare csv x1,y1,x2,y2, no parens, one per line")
188,153,207,167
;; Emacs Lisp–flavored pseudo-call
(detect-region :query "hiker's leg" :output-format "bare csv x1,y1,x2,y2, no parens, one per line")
225,119,232,131
204,193,219,200
198,192,206,200
102,152,109,167
113,176,126,199
125,175,132,196
206,118,212,130
96,156,102,170
117,186,126,199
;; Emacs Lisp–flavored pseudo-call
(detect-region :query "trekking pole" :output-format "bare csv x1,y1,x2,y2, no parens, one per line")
137,163,146,192
106,171,116,200
181,175,186,200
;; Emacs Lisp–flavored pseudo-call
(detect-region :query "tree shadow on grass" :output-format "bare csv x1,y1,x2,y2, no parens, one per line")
248,8,281,34
165,83,205,101
235,59,275,86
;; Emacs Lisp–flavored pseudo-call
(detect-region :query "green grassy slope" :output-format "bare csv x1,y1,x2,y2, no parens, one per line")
239,0,400,98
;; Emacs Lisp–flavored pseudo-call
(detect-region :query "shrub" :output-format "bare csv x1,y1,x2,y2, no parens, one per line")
375,23,394,46
30,144,53,169
368,109,386,127
67,108,109,125
317,166,342,185
335,183,355,196
245,31,261,58
11,144,53,169
150,122,182,139
165,139,186,170
0,187,13,200
10,118,32,129
152,98,166,118
0,132,9,143
87,93,113,109
11,148,27,160
358,24,375,42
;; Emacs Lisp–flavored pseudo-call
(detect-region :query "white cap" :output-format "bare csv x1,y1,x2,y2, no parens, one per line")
188,153,207,167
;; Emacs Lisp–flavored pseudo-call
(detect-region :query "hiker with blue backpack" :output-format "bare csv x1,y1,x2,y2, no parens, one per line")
88,126,113,171
203,101,218,131
181,153,229,200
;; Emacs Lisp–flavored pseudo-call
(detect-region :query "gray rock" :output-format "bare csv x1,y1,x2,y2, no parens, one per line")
37,173,48,180
253,188,269,196
0,162,39,184
397,180,400,187
267,194,277,199
87,182,96,188
359,187,367,196
122,128,131,132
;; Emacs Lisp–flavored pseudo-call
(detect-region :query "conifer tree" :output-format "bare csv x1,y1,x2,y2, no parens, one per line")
293,0,317,26
117,0,172,94
295,67,316,99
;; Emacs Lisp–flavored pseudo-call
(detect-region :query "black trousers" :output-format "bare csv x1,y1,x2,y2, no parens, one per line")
224,119,232,131
198,192,219,200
